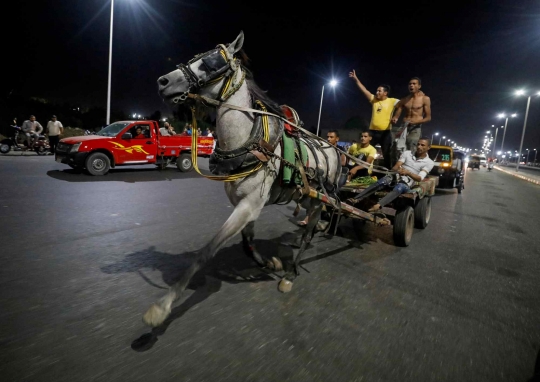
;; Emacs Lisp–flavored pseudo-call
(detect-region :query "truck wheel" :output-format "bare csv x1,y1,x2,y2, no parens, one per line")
414,197,431,229
85,152,110,176
0,143,10,154
393,206,414,247
177,153,193,172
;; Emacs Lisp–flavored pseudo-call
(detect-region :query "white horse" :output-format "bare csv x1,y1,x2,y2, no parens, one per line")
143,31,342,327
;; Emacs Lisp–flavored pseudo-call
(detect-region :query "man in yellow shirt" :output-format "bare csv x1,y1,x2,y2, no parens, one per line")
347,131,377,180
349,70,399,170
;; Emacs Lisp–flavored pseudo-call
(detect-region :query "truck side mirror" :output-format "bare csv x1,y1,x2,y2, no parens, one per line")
122,133,132,139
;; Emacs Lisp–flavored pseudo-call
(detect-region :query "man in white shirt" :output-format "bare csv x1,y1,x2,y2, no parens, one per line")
46,115,64,154
347,138,434,212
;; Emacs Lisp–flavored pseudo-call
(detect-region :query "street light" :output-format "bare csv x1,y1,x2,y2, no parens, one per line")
491,126,502,161
515,90,540,172
439,135,445,145
498,113,517,158
534,148,538,165
316,79,337,137
432,132,439,143
106,0,116,125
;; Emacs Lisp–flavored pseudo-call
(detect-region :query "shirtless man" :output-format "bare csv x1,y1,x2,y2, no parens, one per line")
391,77,431,152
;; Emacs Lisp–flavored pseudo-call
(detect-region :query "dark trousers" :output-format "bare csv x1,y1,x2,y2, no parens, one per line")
370,130,392,170
49,135,60,154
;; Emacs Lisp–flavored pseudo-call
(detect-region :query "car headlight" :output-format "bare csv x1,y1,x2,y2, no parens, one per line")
70,142,82,153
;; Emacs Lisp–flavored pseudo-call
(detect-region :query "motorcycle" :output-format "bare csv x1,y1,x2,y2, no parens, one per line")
487,162,494,171
0,125,50,155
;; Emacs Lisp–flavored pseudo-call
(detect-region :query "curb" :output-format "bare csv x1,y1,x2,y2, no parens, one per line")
495,166,540,186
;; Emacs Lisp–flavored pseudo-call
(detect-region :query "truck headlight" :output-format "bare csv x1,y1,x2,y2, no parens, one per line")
70,143,82,153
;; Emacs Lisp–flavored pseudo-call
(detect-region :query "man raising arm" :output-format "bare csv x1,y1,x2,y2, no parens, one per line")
349,70,398,170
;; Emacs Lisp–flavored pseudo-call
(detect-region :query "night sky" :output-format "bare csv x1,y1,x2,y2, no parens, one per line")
7,0,540,153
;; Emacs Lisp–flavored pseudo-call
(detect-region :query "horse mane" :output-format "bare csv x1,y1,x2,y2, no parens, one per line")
237,49,284,116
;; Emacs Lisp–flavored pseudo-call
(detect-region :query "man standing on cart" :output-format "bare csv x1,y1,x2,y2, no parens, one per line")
347,138,434,213
391,78,432,153
349,70,398,170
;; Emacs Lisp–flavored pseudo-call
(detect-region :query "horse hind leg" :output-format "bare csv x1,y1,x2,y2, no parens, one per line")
278,200,323,293
143,199,264,327
242,222,283,271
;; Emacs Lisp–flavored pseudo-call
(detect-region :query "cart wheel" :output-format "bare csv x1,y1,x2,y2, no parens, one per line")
414,197,431,229
393,206,414,247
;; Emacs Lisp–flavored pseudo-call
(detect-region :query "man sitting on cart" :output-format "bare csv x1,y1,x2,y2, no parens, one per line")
348,137,434,212
347,131,377,181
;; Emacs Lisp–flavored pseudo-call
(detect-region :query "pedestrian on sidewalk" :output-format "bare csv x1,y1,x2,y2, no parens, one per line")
46,115,64,154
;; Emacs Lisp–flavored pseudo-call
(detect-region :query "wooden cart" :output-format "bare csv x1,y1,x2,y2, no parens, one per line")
313,175,439,247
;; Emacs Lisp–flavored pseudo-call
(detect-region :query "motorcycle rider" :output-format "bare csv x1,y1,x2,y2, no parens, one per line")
21,115,43,149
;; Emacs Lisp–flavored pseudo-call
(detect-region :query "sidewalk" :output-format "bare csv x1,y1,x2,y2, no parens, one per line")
1,150,49,156
495,165,540,186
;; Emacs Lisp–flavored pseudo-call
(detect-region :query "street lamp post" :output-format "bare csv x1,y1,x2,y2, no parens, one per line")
439,135,445,145
515,90,540,171
106,0,115,126
534,149,538,165
491,127,500,160
316,80,337,137
498,113,516,158
431,132,438,143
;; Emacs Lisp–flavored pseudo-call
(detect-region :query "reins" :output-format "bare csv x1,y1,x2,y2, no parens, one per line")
187,93,396,177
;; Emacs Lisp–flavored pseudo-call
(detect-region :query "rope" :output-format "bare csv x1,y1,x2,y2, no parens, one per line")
187,93,396,176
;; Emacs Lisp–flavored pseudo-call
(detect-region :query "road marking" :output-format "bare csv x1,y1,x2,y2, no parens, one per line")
495,166,540,186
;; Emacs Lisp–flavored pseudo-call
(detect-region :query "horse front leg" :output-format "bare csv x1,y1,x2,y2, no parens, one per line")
142,199,264,327
278,199,323,293
242,222,283,271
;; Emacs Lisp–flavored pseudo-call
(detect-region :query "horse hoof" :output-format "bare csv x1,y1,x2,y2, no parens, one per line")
142,304,171,327
278,279,293,293
268,257,283,271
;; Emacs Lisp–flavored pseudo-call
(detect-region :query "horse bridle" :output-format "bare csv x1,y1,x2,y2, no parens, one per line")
175,43,394,178
174,44,243,104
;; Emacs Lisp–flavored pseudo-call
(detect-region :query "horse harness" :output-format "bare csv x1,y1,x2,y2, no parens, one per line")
178,43,383,204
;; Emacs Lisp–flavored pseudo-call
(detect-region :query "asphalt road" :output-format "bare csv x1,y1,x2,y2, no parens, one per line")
1,156,540,382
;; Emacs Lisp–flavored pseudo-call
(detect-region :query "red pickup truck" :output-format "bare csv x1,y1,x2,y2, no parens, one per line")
55,120,214,175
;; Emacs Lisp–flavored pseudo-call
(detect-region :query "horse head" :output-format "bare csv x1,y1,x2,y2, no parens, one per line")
157,31,245,106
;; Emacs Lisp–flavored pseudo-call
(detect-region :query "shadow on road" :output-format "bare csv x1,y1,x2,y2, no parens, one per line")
101,230,360,352
46,167,201,183
101,238,291,352
528,347,540,382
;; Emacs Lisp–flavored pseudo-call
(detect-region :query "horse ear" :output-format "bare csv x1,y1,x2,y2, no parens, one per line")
228,31,244,55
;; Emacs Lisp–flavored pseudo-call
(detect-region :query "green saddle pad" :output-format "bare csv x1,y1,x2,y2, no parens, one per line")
282,133,308,185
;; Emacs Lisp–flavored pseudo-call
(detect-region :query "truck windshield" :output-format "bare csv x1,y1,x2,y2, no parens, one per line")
428,147,452,162
96,122,131,137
